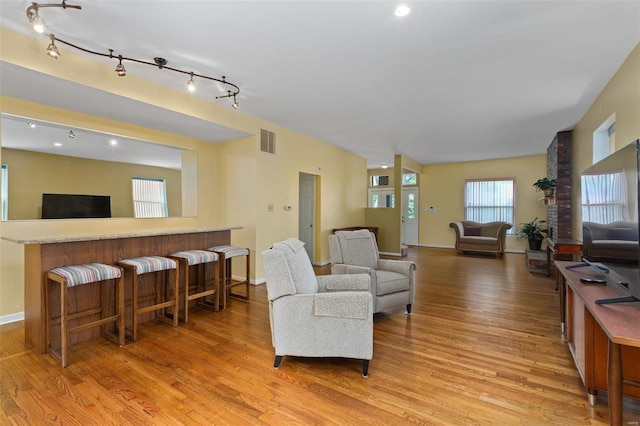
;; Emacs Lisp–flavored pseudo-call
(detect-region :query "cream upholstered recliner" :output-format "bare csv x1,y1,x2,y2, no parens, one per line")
328,230,416,315
261,238,373,377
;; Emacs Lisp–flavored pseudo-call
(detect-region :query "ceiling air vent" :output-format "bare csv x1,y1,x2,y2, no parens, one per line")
260,129,276,154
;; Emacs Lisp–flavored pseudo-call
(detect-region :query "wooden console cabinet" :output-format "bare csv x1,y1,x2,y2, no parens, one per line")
557,261,640,425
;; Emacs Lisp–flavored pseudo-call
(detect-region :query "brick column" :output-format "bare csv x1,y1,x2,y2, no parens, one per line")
546,131,573,239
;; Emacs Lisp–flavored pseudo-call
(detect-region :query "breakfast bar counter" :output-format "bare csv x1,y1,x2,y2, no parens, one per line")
3,226,240,353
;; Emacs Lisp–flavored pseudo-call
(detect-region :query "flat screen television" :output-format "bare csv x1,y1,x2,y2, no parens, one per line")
41,193,111,219
576,139,640,304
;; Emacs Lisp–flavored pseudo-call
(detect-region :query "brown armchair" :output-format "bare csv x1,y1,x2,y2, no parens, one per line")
449,221,512,256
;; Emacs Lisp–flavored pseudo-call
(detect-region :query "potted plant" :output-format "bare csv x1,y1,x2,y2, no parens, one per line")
517,217,548,250
533,177,556,198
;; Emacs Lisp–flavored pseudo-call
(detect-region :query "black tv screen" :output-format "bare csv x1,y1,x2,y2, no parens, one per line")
579,139,640,304
41,193,111,219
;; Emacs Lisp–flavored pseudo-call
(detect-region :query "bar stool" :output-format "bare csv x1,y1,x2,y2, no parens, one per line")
46,263,125,367
116,256,179,342
168,250,219,323
207,245,250,310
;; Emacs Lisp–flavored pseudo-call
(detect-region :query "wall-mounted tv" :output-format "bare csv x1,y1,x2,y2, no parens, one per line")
41,193,111,219
578,139,640,304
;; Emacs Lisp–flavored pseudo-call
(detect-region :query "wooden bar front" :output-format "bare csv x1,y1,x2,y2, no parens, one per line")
12,228,232,354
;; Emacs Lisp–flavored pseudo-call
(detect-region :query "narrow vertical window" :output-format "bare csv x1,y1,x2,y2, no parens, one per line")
132,177,168,218
407,193,415,219
1,164,7,221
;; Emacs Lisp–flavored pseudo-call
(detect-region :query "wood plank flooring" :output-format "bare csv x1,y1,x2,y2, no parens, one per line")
2,247,640,425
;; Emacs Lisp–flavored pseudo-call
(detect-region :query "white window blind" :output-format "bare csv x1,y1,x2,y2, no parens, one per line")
464,179,514,233
1,164,7,221
581,171,628,224
132,177,168,218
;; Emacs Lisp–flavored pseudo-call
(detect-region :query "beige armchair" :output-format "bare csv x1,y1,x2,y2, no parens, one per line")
449,221,512,256
328,230,416,315
261,238,373,376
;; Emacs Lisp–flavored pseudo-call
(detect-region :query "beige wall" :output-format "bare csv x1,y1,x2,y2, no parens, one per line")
254,125,367,276
572,43,640,239
2,148,182,219
0,28,367,319
419,155,548,251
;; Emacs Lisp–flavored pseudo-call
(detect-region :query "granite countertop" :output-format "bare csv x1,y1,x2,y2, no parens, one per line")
1,226,242,245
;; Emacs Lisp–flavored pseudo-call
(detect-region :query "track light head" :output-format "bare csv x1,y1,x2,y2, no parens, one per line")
115,56,126,76
46,34,60,58
187,73,196,92
26,4,46,33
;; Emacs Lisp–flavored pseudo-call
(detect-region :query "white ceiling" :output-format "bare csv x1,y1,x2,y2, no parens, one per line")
1,1,639,169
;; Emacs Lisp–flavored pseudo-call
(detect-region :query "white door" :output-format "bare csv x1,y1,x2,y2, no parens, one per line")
299,173,315,261
402,188,418,245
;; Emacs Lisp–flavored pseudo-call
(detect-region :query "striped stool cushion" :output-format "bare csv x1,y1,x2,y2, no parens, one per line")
118,256,177,275
208,245,249,259
49,263,122,287
170,250,218,265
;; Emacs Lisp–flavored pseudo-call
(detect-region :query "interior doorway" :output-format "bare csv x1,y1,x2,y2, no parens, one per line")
402,188,419,245
298,172,316,262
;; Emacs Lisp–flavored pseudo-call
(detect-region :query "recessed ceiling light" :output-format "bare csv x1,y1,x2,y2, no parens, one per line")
54,142,62,147
110,139,118,146
395,5,410,17
28,122,36,128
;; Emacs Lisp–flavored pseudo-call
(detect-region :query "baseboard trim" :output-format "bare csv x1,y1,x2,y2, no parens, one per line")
0,312,24,325
417,244,525,254
379,251,402,257
230,275,264,285
417,244,455,249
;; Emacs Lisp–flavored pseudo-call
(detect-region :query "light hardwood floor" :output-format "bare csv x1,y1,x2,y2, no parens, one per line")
1,247,639,425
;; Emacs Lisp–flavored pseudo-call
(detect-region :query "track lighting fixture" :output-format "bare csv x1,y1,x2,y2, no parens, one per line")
68,130,75,138
187,73,196,93
26,1,241,109
46,34,60,58
114,55,126,77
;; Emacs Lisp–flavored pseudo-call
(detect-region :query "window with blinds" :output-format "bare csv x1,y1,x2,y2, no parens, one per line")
464,178,515,233
581,171,629,223
132,177,168,218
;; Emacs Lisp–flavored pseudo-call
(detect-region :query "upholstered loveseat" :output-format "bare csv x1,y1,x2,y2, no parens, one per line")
582,221,639,263
449,221,512,256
